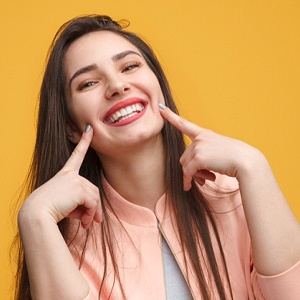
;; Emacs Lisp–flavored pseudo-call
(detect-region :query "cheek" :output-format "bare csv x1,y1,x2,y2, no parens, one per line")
68,100,97,130
153,85,165,107
152,79,165,103
143,74,165,102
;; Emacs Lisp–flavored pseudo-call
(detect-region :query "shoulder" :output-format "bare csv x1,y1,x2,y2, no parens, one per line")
198,173,242,214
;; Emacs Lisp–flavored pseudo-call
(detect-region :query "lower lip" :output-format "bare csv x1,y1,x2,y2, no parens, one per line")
104,105,147,127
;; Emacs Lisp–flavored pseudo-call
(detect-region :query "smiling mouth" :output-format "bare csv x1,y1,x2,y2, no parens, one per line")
105,103,145,124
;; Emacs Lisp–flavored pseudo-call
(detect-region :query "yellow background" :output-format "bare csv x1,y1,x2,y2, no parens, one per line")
1,1,299,298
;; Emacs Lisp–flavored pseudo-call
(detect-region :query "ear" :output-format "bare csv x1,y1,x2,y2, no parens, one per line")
66,121,81,144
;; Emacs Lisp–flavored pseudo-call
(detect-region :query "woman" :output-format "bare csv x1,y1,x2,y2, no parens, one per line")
15,15,300,299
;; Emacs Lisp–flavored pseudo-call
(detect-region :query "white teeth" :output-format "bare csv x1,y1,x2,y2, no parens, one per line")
126,106,133,114
106,103,145,124
120,108,127,116
115,111,122,118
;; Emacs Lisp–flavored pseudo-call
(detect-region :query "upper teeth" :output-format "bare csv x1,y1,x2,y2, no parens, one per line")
106,103,145,124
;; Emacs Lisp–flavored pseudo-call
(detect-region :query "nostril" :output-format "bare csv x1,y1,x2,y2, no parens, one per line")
107,83,130,98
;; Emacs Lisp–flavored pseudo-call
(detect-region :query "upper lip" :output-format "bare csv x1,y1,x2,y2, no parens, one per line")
103,98,147,123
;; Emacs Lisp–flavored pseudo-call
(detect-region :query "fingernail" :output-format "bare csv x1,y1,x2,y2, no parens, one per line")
159,103,166,110
85,124,91,133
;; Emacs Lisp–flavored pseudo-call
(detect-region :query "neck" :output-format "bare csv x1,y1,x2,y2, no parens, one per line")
98,135,165,211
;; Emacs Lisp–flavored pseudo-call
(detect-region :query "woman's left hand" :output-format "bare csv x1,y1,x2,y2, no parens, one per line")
159,104,261,191
160,104,300,277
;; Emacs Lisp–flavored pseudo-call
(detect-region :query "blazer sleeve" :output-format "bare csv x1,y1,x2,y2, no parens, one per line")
251,260,300,299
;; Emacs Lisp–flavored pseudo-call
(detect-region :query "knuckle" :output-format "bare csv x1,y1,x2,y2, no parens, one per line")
182,165,189,175
72,147,82,156
177,116,186,128
194,135,202,142
76,184,86,196
194,152,202,161
92,185,99,194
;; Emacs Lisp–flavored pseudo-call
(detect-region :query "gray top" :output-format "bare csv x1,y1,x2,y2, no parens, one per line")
162,237,193,300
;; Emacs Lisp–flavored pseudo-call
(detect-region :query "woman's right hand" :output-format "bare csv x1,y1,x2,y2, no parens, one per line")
19,126,102,229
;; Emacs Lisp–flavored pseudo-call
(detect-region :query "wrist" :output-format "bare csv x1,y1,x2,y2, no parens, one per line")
18,199,57,231
235,147,270,183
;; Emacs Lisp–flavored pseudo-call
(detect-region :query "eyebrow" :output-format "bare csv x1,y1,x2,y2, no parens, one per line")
69,64,97,88
68,50,141,88
112,50,141,62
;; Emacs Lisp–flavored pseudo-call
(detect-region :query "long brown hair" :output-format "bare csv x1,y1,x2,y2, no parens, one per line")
14,15,233,299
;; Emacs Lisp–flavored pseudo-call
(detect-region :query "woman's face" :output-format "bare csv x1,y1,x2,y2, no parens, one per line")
64,30,165,157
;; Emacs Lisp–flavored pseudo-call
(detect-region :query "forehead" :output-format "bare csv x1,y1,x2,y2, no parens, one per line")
64,31,141,73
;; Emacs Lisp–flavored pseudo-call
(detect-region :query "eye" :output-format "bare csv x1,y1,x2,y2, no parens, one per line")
78,80,98,91
122,61,141,73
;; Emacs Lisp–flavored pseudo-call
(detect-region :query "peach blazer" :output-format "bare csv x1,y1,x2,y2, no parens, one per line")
69,174,300,299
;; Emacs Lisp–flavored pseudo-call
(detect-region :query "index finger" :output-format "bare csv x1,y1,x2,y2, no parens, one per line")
159,103,202,139
63,125,93,172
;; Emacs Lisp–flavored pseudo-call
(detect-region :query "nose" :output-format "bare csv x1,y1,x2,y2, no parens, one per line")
105,75,130,99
